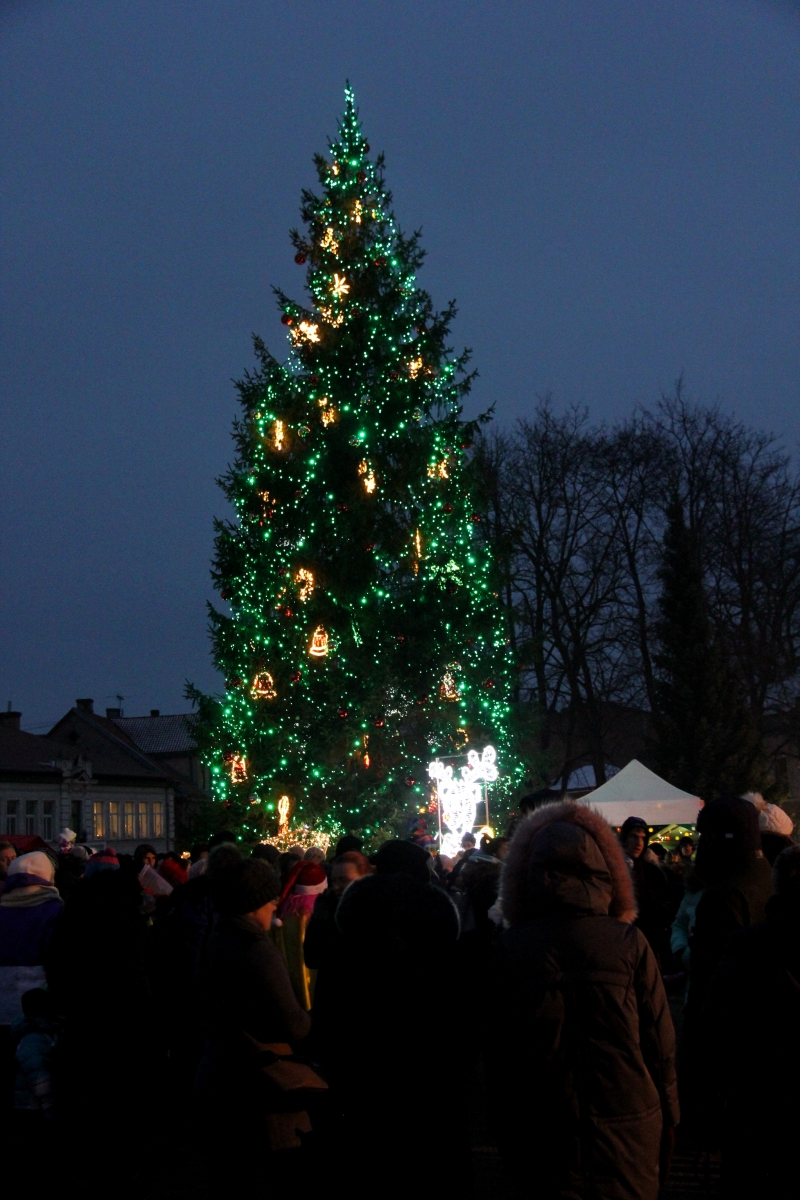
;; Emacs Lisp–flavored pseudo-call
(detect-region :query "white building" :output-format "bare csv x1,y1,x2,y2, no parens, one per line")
0,699,209,854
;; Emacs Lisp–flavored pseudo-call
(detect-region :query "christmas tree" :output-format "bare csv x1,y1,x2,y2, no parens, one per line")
189,87,514,845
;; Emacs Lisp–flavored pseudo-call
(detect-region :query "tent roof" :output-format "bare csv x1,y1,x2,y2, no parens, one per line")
577,759,701,827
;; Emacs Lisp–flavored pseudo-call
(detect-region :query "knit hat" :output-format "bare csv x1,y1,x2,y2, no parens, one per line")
619,816,650,843
759,804,794,836
58,828,77,849
84,846,120,878
211,858,281,918
697,795,760,855
7,851,55,886
158,858,187,888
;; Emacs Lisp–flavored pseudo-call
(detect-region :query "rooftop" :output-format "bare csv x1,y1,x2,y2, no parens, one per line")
112,712,198,755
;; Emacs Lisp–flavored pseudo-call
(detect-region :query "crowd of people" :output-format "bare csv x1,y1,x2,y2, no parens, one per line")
0,788,797,1198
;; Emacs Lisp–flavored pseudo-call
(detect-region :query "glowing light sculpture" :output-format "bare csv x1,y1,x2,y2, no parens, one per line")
428,745,498,858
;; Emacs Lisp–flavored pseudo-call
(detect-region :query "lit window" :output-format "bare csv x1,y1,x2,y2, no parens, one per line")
108,802,120,840
25,800,36,836
93,801,104,840
42,801,54,842
152,802,164,839
138,801,149,838
124,802,135,839
6,801,17,836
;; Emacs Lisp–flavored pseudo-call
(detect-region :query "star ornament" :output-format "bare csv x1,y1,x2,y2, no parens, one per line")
331,273,350,299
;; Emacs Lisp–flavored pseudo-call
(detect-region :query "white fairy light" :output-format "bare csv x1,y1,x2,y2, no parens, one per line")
428,745,498,858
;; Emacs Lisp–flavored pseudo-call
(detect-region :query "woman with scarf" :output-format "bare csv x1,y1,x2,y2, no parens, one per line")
0,852,63,1028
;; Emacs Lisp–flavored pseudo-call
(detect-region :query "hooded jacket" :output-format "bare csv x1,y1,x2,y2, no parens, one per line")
487,801,678,1200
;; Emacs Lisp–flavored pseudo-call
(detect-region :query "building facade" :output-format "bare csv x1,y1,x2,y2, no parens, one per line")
0,700,208,854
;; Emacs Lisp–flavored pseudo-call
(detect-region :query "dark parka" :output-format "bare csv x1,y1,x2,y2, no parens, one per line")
486,801,679,1200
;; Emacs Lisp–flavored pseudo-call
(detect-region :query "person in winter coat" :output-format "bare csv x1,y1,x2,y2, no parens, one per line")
681,795,773,1133
195,858,311,1169
0,853,63,1028
313,871,469,1193
486,800,679,1200
709,843,800,1197
619,816,671,964
303,851,371,972
274,859,328,1009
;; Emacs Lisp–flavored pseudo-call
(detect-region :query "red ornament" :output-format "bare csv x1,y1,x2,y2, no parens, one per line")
364,143,370,153
220,589,231,600
404,777,416,788
482,678,496,689
443,503,454,513
416,695,429,706
282,607,294,618
338,708,348,719
294,252,306,265
374,256,386,267
374,718,385,728
281,313,293,326
390,371,399,380
357,171,366,183
471,513,482,523
291,671,301,683
462,441,473,450
364,543,374,552
337,503,349,512
310,374,320,385
395,635,406,643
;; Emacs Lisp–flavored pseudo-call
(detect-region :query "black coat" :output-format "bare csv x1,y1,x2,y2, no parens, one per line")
710,894,800,1197
195,914,310,1103
688,854,773,1013
490,803,679,1200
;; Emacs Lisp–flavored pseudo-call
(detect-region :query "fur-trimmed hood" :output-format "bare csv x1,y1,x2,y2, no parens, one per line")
501,801,637,925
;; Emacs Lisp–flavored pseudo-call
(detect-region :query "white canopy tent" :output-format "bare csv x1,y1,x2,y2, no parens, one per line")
576,759,701,827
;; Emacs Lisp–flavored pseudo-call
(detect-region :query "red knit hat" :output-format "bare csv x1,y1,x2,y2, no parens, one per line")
158,858,188,888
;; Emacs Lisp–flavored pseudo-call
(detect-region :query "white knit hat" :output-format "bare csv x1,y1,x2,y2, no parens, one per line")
8,851,55,884
759,803,794,836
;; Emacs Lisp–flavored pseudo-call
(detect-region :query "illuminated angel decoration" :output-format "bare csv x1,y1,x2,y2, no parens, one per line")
320,226,339,254
428,745,498,858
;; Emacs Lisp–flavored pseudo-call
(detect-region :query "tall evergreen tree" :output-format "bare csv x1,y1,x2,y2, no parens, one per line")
651,498,762,798
189,89,514,843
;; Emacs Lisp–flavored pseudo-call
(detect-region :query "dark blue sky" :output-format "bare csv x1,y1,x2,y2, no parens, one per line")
2,1,799,729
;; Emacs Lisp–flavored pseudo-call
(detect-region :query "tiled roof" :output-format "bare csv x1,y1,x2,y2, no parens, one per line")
0,727,64,774
112,713,198,755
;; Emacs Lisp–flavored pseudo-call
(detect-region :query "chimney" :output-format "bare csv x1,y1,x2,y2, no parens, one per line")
0,711,21,731
150,709,160,717
76,698,94,714
106,707,122,719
